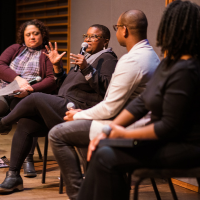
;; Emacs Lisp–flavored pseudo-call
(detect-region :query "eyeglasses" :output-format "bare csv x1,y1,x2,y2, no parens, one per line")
113,25,124,31
83,34,105,41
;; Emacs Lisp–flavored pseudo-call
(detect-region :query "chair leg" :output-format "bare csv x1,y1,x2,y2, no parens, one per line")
42,136,48,184
167,178,178,200
36,142,42,160
59,172,63,194
150,178,161,200
133,177,144,200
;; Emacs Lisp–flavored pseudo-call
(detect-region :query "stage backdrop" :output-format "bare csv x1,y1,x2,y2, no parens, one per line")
70,0,165,62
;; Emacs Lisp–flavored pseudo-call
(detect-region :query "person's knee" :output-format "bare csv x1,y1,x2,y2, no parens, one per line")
94,146,117,170
0,101,9,116
49,124,60,142
49,123,68,144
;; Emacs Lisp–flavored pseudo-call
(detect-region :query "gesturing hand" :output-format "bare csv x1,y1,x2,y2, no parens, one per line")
43,42,66,73
64,109,82,121
70,53,88,70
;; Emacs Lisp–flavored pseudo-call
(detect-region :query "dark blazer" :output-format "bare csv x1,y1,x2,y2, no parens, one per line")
0,44,56,93
55,52,118,109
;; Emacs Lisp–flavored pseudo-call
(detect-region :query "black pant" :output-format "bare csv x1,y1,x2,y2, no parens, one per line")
0,96,37,156
1,93,68,171
77,142,200,200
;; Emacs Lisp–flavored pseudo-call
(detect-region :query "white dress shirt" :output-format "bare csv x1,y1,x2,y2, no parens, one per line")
74,39,160,120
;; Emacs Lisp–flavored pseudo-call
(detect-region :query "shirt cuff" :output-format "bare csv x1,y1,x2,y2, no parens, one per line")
53,68,65,79
81,65,96,81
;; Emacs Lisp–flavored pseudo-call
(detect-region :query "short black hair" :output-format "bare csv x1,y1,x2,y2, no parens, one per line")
90,24,110,40
157,0,200,64
17,19,49,46
120,10,148,37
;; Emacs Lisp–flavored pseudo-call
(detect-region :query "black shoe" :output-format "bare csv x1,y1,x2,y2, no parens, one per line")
23,156,37,178
0,171,23,193
0,120,12,135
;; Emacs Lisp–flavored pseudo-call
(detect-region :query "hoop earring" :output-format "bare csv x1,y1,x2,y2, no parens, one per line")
103,45,106,50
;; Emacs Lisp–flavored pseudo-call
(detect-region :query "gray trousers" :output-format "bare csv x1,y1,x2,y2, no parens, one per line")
49,120,92,200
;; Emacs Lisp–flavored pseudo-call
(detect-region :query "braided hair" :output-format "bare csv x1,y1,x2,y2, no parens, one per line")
157,0,200,65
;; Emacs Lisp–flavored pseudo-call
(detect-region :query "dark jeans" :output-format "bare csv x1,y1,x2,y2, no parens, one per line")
1,93,68,172
49,120,91,200
77,142,200,200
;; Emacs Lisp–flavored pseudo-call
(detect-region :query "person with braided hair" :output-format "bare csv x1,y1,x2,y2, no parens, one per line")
77,1,200,200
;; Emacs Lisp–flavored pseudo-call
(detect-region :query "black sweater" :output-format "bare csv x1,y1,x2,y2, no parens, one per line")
55,52,117,109
126,58,200,143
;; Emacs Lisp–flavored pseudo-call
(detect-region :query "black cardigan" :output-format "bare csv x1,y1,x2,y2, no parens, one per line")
55,52,118,109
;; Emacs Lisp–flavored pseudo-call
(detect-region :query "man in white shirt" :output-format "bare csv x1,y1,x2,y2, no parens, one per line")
49,10,160,200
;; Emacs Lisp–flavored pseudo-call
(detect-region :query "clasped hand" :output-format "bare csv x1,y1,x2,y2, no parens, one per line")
64,108,82,121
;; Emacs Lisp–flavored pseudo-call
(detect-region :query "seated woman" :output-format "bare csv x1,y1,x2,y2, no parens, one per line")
77,1,200,200
0,19,56,177
0,24,117,194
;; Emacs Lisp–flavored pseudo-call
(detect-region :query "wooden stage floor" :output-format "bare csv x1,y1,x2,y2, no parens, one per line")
1,124,200,200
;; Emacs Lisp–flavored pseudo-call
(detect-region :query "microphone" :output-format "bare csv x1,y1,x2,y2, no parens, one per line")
74,42,88,72
9,76,42,96
28,76,42,85
102,125,112,137
67,102,75,110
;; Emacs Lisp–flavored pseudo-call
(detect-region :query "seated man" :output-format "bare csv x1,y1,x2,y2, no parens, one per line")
49,10,160,200
0,24,117,193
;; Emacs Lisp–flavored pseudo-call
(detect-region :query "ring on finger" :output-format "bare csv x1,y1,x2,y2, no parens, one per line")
48,50,51,53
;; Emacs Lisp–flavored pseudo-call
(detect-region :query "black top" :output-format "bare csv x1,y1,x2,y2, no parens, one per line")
126,58,200,143
54,52,117,109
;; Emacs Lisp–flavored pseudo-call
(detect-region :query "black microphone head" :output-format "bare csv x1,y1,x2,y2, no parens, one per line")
102,125,112,136
67,102,75,110
35,76,42,82
81,42,88,49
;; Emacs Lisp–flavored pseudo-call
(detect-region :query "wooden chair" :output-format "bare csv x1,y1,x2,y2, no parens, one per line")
99,138,200,200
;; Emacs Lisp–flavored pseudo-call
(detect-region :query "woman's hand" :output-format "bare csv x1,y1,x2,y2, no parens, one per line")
14,76,29,89
70,53,88,70
109,124,126,138
43,42,66,73
87,133,107,162
13,85,34,98
87,124,127,161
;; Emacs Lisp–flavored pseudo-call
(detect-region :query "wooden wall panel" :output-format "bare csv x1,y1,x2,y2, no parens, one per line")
165,0,175,6
16,0,71,72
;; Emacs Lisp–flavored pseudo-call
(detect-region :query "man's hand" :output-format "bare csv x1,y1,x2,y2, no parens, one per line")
70,53,88,70
87,133,107,162
64,109,82,121
43,42,66,73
